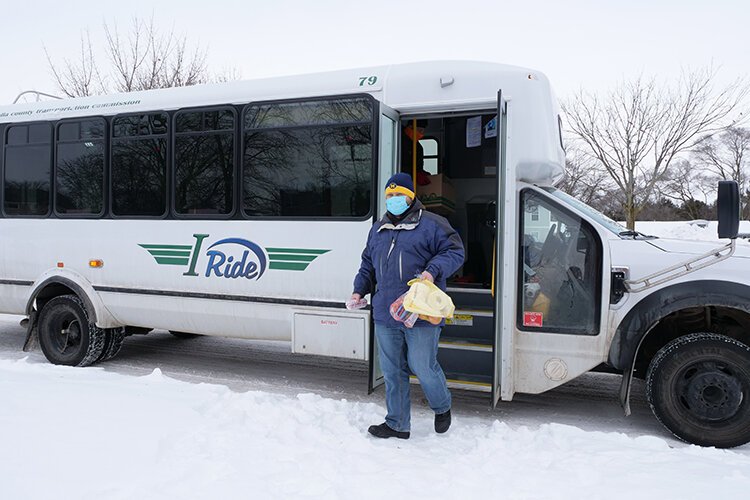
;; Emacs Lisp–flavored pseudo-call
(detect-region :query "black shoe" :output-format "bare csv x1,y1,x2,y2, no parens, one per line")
435,410,451,433
368,422,410,439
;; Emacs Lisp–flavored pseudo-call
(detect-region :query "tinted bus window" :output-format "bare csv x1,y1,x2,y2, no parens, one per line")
243,97,373,218
3,123,52,216
246,98,372,129
55,119,105,216
111,113,168,217
175,109,235,216
7,126,28,145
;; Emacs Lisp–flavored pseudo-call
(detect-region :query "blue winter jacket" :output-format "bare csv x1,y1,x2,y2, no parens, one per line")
352,200,465,328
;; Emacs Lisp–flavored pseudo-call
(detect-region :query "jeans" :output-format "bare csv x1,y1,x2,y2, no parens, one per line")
374,323,452,432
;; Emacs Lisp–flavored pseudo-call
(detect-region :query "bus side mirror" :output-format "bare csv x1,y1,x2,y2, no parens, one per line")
717,180,740,239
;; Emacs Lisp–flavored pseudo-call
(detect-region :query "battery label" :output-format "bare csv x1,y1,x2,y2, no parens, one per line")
446,314,473,327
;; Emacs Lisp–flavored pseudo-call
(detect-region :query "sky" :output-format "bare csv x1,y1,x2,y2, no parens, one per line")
0,0,748,104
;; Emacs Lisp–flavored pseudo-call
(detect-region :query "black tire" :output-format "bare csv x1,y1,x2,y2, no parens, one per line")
169,330,201,339
97,328,125,362
38,294,106,367
646,332,750,448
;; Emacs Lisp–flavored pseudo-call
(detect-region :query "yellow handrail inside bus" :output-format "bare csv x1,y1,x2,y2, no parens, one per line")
491,237,496,298
412,118,417,185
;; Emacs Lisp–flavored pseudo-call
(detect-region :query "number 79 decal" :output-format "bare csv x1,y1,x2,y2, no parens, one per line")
358,76,378,86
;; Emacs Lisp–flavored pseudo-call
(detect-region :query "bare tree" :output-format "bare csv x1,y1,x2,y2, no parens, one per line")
637,197,681,221
692,126,750,216
45,30,104,98
659,159,715,219
558,141,612,208
563,68,749,229
46,16,230,97
213,67,244,83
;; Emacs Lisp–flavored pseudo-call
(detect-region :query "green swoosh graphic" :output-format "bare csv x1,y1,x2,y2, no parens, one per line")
265,248,330,271
139,244,192,266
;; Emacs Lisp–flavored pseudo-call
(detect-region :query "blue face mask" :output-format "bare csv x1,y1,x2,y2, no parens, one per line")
386,195,410,216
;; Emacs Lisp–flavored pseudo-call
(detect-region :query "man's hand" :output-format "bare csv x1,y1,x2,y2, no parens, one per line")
419,271,434,282
346,293,368,310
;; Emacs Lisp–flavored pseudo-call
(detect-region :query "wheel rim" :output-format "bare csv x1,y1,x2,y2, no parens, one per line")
48,314,83,356
675,360,744,422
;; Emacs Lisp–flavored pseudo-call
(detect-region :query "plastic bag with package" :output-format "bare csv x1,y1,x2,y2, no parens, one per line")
345,297,368,310
403,278,455,320
389,292,420,328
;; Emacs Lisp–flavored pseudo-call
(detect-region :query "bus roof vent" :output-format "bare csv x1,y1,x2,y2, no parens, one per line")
440,76,454,88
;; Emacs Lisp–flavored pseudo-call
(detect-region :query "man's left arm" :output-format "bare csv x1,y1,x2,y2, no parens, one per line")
424,218,466,282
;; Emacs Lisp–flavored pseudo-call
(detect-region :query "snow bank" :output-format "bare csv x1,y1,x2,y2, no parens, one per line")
635,220,750,242
1,358,749,500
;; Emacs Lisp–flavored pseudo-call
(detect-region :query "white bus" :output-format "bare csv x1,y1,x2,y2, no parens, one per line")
1,61,749,448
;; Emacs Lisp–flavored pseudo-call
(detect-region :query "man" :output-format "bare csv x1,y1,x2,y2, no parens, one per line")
348,173,465,439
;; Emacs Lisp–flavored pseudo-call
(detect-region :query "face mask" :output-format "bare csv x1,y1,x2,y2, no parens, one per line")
386,195,410,216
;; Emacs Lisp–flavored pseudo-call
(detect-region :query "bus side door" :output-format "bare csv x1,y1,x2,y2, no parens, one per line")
510,186,612,396
368,102,399,393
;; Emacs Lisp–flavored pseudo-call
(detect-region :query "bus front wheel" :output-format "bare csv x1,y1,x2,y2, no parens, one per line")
646,332,750,448
38,294,106,367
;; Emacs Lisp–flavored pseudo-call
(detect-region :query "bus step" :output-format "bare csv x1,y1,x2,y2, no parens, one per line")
436,347,493,383
443,309,494,344
446,286,494,309
410,373,492,393
439,336,493,352
451,308,493,318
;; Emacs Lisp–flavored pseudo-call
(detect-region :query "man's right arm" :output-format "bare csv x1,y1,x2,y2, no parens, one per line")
352,229,376,297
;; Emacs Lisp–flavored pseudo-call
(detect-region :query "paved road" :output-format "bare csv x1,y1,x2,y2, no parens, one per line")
0,313,677,443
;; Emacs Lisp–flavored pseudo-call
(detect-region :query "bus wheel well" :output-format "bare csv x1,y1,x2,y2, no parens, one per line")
23,278,100,353
27,278,97,323
34,283,79,314
633,305,750,377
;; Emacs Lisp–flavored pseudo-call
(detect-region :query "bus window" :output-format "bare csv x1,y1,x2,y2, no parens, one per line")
518,189,602,335
242,97,373,218
174,108,236,216
245,98,372,129
7,125,28,145
111,113,169,217
420,137,439,175
55,119,105,216
3,123,52,216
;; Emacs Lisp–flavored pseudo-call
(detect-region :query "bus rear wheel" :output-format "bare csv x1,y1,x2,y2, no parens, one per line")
38,295,106,367
97,328,126,362
646,332,750,448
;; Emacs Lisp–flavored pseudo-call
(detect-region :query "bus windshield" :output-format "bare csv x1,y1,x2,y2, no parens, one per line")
542,187,627,236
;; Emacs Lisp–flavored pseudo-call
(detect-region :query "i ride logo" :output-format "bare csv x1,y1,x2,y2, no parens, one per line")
205,238,267,280
139,234,330,279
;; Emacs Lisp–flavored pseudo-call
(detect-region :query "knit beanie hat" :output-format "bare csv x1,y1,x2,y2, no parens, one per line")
385,173,415,198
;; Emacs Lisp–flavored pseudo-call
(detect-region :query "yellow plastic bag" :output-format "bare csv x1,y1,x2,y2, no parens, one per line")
402,278,455,320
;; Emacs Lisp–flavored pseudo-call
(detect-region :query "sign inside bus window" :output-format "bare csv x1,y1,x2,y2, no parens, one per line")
358,76,378,86
139,234,330,280
523,312,544,328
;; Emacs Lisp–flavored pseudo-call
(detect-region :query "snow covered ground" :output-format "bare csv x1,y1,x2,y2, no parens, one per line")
635,219,750,242
2,221,750,499
2,355,750,500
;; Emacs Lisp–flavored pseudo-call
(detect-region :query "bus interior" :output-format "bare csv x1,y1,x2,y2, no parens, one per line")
398,112,499,389
400,113,498,289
